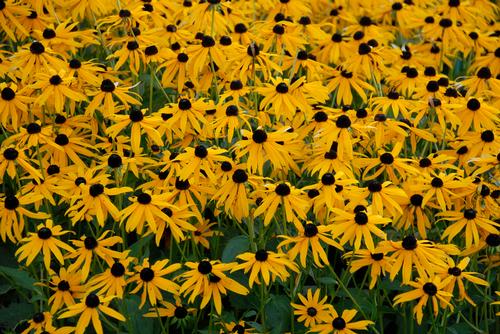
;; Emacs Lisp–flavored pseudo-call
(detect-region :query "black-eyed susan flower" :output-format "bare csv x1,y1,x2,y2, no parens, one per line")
291,289,333,328
253,181,308,227
86,78,141,116
59,293,125,334
143,297,196,323
129,258,181,308
379,236,458,283
0,192,48,242
309,306,374,334
21,312,55,334
439,209,500,249
435,257,489,306
47,267,85,314
179,259,247,313
120,191,173,234
393,275,453,325
345,248,392,289
15,219,74,270
66,231,122,280
330,206,389,251
232,249,298,287
0,83,32,130
87,251,135,299
278,222,342,267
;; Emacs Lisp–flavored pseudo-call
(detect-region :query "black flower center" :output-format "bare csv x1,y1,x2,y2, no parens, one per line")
426,80,439,92
477,67,491,79
371,253,384,261
392,2,403,10
230,80,243,90
321,173,335,185
43,28,56,39
84,236,98,250
387,91,399,100
32,312,45,323
431,177,443,188
252,129,267,143
85,293,100,308
485,234,500,247
119,9,131,18
336,115,351,128
232,169,248,183
247,43,260,57
89,184,104,197
332,317,346,330
37,227,52,240
456,146,468,155
174,306,188,319
358,43,371,55
423,282,437,296
178,98,191,110
225,105,238,116
304,223,319,237
26,122,41,134
359,16,372,26
367,181,382,192
380,153,394,165
275,183,291,196
197,260,212,274
127,41,139,51
448,266,461,276
481,130,494,143
140,268,155,282
137,193,152,205
463,209,476,220
30,42,45,55
3,148,18,160
234,23,247,33
201,36,215,48
1,87,15,100
107,154,122,168
111,262,125,277
255,249,268,261
69,59,81,69
55,134,69,146
439,18,452,28
100,79,115,92
410,194,423,206
47,164,60,175
308,189,319,198
419,158,431,167
4,195,19,210
467,98,480,111
221,161,232,172
145,45,159,56
275,82,289,93
402,235,417,250
273,24,285,35
194,145,208,158
307,307,317,317
175,178,190,190
177,52,189,62
354,212,368,225
57,280,70,291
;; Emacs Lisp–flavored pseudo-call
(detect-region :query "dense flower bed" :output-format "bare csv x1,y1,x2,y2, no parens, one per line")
0,0,498,333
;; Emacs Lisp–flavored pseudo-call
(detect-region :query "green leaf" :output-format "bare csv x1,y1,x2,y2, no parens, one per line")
0,302,34,330
221,235,249,263
265,294,291,334
0,266,36,291
317,276,337,285
129,234,153,258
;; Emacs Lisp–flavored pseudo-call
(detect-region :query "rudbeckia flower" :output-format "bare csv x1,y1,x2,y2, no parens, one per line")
30,70,87,113
47,267,85,314
87,251,135,299
121,191,174,234
0,0,30,40
66,231,122,280
66,178,131,227
21,312,55,334
0,83,32,130
253,181,309,227
0,192,48,242
326,68,375,106
179,259,247,314
439,208,500,248
232,249,298,287
435,256,489,306
12,41,65,82
159,97,209,136
379,235,458,283
309,306,374,334
291,289,332,328
143,297,196,322
86,78,141,116
393,275,453,325
257,77,309,120
175,144,231,182
129,258,181,308
330,206,389,251
0,146,43,181
345,248,392,289
233,127,299,175
278,222,342,268
15,219,74,270
59,293,125,334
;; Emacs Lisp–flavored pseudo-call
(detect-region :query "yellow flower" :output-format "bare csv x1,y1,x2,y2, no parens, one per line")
291,289,333,328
